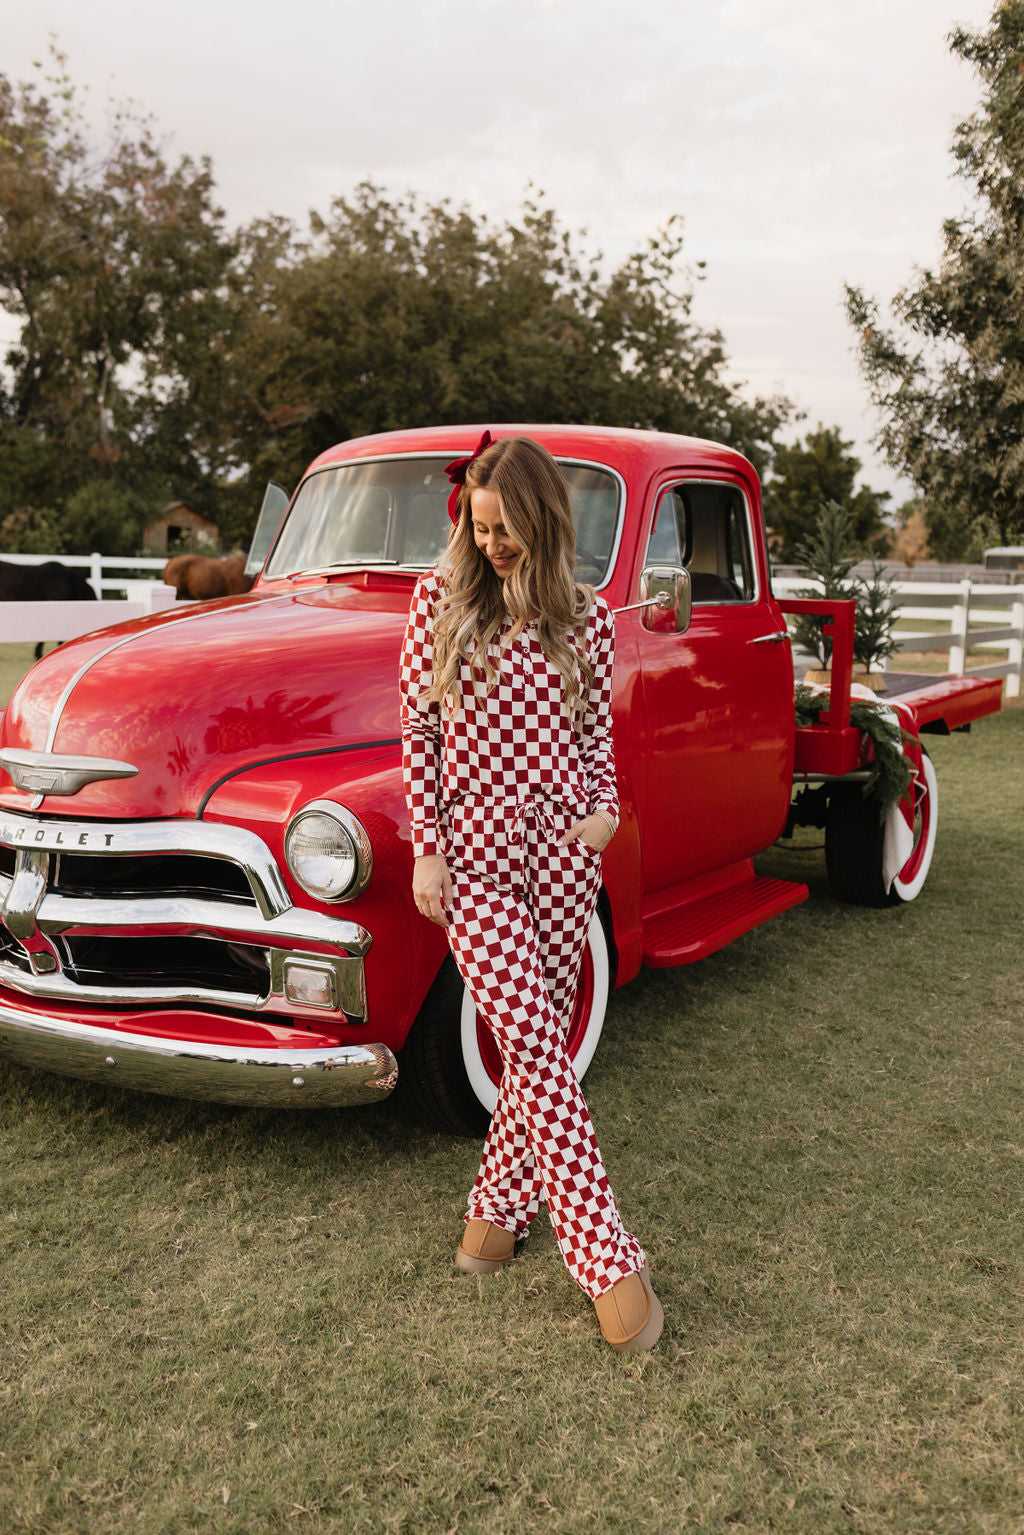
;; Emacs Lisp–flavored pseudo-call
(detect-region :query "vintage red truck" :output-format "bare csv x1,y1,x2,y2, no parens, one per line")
0,425,1003,1133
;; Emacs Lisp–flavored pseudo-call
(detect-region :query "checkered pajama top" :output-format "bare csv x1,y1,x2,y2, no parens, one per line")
399,569,620,857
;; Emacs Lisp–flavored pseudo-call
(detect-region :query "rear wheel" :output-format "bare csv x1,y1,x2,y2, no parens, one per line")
825,750,938,907
397,913,611,1136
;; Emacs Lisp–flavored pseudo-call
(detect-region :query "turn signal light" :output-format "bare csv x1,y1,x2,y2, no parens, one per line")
282,959,338,1010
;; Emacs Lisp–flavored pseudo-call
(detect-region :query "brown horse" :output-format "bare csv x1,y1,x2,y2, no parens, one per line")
162,555,254,601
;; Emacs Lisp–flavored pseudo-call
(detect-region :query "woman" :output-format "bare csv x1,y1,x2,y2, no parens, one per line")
399,432,663,1354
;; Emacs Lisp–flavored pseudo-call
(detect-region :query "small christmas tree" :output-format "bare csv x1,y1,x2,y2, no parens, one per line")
792,501,898,678
792,500,859,665
853,560,898,674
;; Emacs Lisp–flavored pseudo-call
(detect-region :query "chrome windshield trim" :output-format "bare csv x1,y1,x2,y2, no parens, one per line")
265,450,626,591
284,559,399,581
0,811,293,921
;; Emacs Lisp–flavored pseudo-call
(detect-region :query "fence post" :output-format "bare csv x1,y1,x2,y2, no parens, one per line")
948,578,971,675
89,552,103,595
1008,597,1024,700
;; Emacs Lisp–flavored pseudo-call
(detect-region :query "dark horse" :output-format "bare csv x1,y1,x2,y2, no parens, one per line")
0,559,96,659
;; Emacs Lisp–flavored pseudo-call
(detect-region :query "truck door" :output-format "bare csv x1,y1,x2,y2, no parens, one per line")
632,476,794,893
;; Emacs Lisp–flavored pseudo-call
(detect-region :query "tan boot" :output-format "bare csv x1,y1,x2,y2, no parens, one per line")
593,1265,664,1353
455,1219,517,1275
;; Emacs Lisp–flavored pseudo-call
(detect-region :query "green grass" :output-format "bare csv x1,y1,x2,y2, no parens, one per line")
1,687,1023,1530
0,645,48,707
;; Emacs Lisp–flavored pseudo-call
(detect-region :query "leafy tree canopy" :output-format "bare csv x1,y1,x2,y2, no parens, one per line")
0,55,791,554
889,498,932,566
0,50,237,536
762,424,889,559
218,185,792,539
846,1,1024,554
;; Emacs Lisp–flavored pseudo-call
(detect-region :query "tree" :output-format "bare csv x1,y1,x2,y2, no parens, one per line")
0,505,63,554
846,1,1024,553
761,424,890,559
0,50,237,541
889,499,932,566
791,500,862,664
852,563,899,674
791,500,897,672
219,185,792,534
59,483,146,556
0,60,793,555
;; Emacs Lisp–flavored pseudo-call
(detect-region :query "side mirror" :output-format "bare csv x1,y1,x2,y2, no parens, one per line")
639,565,691,633
245,482,291,579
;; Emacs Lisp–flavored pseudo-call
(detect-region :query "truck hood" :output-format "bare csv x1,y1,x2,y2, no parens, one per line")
0,579,413,819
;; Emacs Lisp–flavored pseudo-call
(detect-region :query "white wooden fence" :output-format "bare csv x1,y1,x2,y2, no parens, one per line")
0,554,1020,698
0,551,167,596
773,575,1024,699
0,553,175,645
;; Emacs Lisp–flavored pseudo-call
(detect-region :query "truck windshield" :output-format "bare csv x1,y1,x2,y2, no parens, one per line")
263,456,621,585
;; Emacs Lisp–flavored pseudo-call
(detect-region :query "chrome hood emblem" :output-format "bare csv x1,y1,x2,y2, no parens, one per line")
0,749,140,796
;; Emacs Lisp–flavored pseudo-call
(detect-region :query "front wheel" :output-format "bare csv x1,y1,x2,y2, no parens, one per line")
825,750,938,907
397,912,611,1137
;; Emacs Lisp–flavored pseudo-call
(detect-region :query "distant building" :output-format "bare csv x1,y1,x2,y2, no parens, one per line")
984,546,1024,573
143,502,220,556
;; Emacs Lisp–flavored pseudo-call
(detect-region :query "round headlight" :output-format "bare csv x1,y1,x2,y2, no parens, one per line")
285,801,372,901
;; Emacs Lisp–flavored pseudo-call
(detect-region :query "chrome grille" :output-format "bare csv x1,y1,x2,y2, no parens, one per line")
0,810,370,1021
60,934,271,997
53,852,255,905
0,923,33,975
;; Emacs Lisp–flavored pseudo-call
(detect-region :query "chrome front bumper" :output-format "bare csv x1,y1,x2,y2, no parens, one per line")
0,999,398,1108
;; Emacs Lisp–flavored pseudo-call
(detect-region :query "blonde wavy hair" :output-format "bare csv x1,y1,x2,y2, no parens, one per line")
429,436,595,726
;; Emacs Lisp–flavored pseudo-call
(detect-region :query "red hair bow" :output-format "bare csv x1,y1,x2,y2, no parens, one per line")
444,430,494,523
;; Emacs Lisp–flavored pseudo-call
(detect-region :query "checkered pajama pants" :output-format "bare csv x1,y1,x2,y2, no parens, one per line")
443,795,646,1300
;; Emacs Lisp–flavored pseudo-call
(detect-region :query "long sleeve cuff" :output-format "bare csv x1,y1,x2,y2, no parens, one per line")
411,824,441,858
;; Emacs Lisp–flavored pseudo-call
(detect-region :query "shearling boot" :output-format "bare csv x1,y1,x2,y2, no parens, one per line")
455,1219,517,1274
592,1265,664,1353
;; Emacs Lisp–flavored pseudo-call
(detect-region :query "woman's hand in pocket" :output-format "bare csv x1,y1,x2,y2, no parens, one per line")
558,814,613,853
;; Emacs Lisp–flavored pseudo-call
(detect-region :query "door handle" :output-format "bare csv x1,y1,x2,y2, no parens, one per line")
750,630,790,645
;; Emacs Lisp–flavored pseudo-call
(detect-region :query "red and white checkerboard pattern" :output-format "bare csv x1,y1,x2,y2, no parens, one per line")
399,571,643,1300
446,799,645,1298
399,570,619,858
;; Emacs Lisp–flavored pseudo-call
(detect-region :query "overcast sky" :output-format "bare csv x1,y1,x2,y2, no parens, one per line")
4,0,995,503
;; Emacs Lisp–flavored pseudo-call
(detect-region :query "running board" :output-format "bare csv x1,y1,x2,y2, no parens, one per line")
642,875,808,968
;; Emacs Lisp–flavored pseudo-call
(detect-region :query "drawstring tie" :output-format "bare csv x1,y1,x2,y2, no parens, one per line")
507,796,559,848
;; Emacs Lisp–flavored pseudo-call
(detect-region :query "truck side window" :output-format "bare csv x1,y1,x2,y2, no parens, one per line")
646,490,688,566
644,483,755,603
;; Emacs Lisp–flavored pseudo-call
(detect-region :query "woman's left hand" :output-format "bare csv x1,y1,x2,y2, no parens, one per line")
559,814,614,853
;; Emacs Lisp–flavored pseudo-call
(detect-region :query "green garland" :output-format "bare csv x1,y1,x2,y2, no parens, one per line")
794,684,915,822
